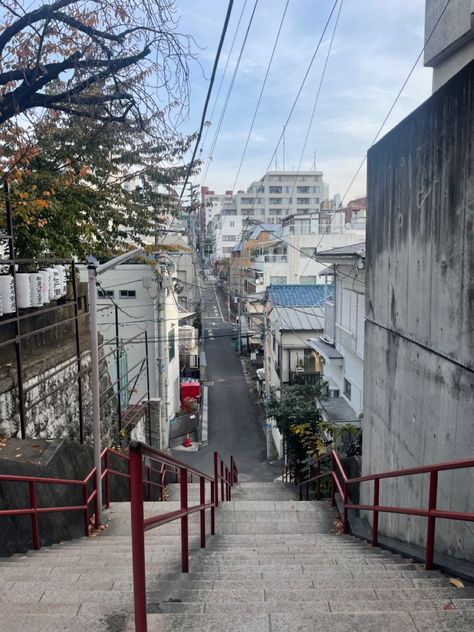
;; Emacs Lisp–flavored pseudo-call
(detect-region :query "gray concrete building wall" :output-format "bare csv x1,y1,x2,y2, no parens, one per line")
364,61,474,563
424,0,474,90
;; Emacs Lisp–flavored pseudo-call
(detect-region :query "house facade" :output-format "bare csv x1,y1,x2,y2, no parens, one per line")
307,242,366,427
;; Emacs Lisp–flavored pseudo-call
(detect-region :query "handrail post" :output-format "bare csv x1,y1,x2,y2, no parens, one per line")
316,459,321,500
82,482,89,537
94,467,100,529
331,453,336,507
372,479,380,546
146,466,151,501
213,451,219,508
180,466,189,573
28,481,40,550
210,479,216,535
220,460,224,501
225,467,230,501
425,470,438,570
129,445,147,632
342,480,349,534
104,450,110,509
199,475,206,549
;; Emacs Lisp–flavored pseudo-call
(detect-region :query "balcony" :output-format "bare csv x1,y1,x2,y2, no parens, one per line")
252,254,287,271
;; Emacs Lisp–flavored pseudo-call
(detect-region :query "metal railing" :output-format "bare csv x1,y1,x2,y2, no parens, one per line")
297,451,474,570
129,442,237,632
0,447,170,551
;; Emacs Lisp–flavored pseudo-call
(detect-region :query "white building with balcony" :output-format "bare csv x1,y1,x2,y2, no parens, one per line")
249,212,365,288
236,170,330,223
306,242,366,426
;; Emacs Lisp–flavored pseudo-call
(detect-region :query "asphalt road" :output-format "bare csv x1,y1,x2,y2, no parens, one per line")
173,275,279,482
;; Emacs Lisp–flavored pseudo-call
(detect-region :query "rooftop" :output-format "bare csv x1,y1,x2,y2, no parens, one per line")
315,241,365,259
268,284,333,308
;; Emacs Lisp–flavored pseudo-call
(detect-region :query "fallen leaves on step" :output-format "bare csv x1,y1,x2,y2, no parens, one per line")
442,602,455,610
448,578,464,589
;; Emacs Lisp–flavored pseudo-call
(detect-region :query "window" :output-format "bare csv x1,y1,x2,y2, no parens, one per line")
168,328,175,361
296,198,310,205
300,276,317,285
119,290,136,298
223,235,236,241
98,289,114,298
344,378,351,400
297,186,310,194
313,186,320,194
270,276,287,285
269,186,282,194
241,197,255,205
301,247,315,258
269,197,282,205
230,221,235,227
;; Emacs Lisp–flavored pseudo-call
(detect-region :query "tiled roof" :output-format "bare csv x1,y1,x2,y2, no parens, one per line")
268,284,333,307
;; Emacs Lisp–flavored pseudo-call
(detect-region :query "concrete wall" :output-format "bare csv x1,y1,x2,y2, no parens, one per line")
424,0,474,90
364,61,474,562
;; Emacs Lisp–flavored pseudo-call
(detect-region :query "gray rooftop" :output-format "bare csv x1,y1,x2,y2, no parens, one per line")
317,396,359,423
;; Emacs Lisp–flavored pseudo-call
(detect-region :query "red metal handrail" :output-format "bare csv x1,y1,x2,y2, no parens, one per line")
298,451,474,570
129,442,237,632
0,447,164,551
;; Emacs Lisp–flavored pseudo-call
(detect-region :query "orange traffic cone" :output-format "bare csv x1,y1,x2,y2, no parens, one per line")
183,433,191,448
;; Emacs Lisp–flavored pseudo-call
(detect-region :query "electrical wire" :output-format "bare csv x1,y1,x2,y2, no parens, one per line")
199,0,250,160
306,0,455,254
199,0,260,188
178,0,236,204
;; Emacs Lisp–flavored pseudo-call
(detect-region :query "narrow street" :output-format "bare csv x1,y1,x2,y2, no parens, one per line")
174,274,280,481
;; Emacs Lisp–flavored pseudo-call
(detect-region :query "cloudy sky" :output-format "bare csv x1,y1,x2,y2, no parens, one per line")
174,0,432,201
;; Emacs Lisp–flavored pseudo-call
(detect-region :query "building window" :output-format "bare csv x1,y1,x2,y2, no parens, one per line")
300,275,317,285
270,276,287,285
344,378,351,400
269,186,282,194
296,198,310,205
301,247,315,258
119,290,136,298
168,328,175,361
230,221,235,227
297,186,310,194
98,289,114,298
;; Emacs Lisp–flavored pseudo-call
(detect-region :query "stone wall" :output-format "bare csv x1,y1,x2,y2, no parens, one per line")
364,61,474,563
0,341,118,446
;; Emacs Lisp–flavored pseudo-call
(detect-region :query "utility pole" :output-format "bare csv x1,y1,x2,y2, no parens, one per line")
87,259,103,525
87,248,141,526
263,315,273,461
157,273,169,450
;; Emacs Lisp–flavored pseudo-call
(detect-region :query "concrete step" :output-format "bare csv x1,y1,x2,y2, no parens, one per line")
126,610,474,632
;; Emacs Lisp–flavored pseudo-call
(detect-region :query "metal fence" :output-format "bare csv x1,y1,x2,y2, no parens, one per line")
0,183,151,444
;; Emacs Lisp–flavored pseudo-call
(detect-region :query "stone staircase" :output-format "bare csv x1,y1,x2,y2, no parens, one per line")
0,481,473,631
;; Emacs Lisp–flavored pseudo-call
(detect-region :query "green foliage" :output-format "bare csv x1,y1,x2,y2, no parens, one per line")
7,112,197,259
268,384,323,459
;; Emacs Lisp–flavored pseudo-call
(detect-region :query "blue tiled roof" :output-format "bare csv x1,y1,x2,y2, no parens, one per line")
268,284,333,307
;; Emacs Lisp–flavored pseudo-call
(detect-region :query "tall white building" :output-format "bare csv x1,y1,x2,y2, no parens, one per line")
237,170,329,223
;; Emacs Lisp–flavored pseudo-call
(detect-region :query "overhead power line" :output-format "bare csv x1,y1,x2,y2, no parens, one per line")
199,0,260,188
178,0,236,203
